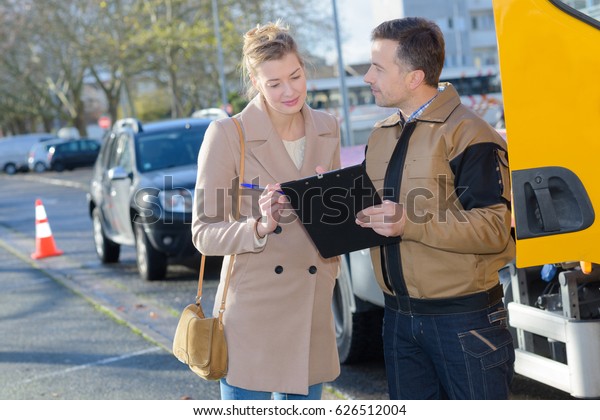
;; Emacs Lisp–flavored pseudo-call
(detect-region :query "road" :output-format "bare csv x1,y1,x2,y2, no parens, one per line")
0,167,573,400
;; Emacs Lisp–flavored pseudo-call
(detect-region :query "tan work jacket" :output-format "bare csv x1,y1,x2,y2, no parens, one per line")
365,83,515,299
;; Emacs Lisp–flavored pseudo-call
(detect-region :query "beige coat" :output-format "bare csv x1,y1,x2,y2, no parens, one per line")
191,95,341,395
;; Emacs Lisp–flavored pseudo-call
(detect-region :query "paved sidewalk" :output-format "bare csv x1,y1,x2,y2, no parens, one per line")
0,224,342,400
0,235,220,400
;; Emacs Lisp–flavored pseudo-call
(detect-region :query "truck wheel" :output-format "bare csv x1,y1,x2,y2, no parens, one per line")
333,258,383,364
92,208,120,263
135,222,167,281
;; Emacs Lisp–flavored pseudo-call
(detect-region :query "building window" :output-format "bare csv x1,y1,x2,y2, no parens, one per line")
471,12,496,31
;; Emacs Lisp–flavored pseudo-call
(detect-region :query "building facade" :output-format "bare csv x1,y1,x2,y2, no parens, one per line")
400,0,498,69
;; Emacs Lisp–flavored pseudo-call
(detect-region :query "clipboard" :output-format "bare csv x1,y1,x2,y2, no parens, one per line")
280,164,399,258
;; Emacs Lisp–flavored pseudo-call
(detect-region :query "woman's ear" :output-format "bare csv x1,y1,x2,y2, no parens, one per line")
250,73,259,90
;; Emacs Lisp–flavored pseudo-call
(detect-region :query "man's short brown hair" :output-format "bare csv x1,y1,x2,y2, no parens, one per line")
372,17,445,87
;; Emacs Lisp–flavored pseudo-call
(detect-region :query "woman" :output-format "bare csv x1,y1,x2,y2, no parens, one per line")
191,21,341,400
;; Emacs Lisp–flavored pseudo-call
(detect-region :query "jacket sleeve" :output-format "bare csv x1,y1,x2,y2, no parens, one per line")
191,119,263,256
402,203,513,254
402,141,513,255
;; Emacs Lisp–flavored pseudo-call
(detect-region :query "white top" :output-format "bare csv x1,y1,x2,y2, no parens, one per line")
282,136,306,169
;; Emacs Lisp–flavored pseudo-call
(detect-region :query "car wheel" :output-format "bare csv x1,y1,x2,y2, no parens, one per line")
53,162,65,172
3,163,17,175
92,208,120,263
135,222,167,281
333,257,383,364
33,162,46,173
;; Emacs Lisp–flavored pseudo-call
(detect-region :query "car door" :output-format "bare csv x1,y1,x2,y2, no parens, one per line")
64,141,81,168
493,0,600,267
89,140,101,165
80,139,100,166
102,132,135,245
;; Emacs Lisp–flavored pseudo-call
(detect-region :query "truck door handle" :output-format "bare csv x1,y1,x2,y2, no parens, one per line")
512,166,594,239
530,185,561,232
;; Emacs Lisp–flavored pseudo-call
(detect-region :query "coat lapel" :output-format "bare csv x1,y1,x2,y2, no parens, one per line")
238,96,298,183
238,95,340,183
300,106,339,177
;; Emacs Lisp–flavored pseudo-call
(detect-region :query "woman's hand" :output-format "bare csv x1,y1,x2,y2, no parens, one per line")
315,165,327,174
256,183,287,238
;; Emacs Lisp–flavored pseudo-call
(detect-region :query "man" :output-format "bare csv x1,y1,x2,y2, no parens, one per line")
356,17,515,400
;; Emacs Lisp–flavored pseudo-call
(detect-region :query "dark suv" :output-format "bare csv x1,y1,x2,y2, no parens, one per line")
87,117,212,280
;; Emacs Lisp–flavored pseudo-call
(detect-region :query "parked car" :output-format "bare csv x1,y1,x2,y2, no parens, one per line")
0,133,55,174
47,138,101,171
86,117,213,280
28,137,67,172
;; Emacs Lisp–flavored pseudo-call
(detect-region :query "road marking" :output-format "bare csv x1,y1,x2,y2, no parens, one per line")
19,347,163,384
31,176,87,190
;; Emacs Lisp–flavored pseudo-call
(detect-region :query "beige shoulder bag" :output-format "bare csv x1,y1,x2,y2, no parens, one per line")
172,117,245,381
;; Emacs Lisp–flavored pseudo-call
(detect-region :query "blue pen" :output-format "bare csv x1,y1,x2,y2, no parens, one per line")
241,183,285,194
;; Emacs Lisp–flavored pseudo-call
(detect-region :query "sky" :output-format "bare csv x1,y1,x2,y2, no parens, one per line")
325,0,404,65
337,0,374,64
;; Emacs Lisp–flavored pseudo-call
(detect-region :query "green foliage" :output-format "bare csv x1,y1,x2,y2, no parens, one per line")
134,89,171,123
0,0,334,134
228,91,249,115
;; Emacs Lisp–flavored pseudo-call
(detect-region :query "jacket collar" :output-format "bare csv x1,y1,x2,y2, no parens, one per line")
374,82,462,128
416,82,462,123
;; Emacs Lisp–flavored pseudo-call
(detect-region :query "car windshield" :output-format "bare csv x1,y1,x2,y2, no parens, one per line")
135,128,206,173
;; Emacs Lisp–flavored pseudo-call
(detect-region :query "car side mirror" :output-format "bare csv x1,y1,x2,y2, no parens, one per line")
108,166,129,181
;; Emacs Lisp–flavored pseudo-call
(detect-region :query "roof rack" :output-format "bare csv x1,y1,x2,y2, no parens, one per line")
113,118,143,133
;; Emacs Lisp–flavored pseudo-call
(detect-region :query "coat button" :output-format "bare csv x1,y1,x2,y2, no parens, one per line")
274,225,282,234
308,266,317,274
275,265,283,274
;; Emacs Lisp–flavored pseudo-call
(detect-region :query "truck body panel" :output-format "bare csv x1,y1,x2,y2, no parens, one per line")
493,0,600,267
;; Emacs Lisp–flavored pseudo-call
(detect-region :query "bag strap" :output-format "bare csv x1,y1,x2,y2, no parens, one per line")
196,117,245,329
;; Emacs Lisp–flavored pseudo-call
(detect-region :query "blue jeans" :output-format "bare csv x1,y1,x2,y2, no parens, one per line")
219,378,323,400
383,301,515,399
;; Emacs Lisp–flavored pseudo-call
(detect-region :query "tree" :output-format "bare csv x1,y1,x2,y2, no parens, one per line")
83,0,150,123
25,0,94,136
0,1,66,133
0,0,336,133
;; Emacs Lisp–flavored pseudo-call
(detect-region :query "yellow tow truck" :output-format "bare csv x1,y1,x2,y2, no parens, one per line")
491,0,600,398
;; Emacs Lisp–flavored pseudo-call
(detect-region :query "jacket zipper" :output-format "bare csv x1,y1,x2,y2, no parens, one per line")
381,121,416,296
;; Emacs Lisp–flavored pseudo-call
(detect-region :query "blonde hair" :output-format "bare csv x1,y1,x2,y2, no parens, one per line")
242,20,304,99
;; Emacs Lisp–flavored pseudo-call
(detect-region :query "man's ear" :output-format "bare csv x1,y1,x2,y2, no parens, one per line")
407,69,426,89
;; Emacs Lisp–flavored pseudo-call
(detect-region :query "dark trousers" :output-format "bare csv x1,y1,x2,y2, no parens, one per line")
382,301,515,399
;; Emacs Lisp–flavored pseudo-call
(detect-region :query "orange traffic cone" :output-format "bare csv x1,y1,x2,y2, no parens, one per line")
31,199,64,260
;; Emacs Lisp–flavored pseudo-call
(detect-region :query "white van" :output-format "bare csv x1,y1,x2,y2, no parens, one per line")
0,133,55,174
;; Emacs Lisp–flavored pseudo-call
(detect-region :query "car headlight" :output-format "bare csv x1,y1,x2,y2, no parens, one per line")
158,189,194,213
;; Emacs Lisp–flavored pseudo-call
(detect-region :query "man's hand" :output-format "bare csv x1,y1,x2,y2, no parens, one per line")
356,200,406,237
